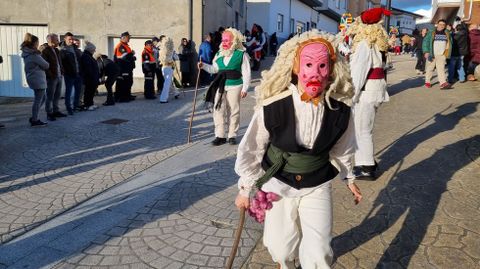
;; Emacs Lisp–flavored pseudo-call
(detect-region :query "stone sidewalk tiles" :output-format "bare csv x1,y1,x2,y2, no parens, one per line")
56,153,263,269
243,55,480,268
0,91,214,243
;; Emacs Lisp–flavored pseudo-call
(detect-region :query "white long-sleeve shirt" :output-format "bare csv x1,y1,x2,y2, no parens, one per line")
201,50,251,93
235,84,356,198
350,41,389,104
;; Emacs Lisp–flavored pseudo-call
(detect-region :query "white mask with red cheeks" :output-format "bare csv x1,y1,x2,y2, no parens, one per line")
296,43,331,98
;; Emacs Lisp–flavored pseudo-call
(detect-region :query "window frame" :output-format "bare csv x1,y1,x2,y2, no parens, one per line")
277,13,284,33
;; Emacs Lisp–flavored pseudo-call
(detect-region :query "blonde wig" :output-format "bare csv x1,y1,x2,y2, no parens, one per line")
159,36,174,65
218,27,246,54
256,29,354,108
347,17,389,53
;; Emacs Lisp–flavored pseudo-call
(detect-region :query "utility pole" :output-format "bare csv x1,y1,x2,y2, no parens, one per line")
386,0,392,31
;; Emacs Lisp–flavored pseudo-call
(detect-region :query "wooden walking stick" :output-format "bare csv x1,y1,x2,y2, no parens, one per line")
187,59,202,143
226,207,246,269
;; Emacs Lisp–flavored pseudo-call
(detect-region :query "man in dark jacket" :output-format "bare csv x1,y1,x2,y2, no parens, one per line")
152,36,164,95
97,54,119,106
448,19,469,83
142,40,157,99
80,41,100,111
414,28,427,74
114,31,136,102
60,32,83,114
41,33,67,121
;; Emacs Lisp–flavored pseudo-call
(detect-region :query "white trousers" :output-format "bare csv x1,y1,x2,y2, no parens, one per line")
263,182,333,269
213,85,241,138
353,81,388,166
159,66,179,102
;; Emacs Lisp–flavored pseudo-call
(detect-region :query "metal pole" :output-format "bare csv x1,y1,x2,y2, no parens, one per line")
386,0,392,31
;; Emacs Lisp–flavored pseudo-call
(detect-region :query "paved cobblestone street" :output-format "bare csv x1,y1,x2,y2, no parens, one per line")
0,55,479,268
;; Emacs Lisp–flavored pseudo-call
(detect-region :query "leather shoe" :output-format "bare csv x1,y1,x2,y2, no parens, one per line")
228,138,236,145
54,111,67,117
47,114,56,121
212,137,227,146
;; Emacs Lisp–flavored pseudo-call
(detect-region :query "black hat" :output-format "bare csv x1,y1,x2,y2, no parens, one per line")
121,31,130,37
145,40,153,46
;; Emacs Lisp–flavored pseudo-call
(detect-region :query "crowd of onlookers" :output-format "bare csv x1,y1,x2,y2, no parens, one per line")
5,23,272,128
19,32,101,127
388,17,479,89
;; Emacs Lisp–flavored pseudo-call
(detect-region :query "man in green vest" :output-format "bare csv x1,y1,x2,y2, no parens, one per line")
199,28,251,146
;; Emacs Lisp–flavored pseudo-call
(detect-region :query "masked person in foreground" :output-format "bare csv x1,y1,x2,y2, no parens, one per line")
234,30,363,269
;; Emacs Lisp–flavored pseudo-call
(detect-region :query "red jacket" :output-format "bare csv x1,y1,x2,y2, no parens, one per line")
469,29,480,64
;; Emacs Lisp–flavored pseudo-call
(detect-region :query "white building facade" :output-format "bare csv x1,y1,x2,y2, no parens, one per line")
247,0,345,44
390,7,423,35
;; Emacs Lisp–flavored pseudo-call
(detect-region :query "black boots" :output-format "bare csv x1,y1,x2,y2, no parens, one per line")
211,137,227,146
212,137,237,146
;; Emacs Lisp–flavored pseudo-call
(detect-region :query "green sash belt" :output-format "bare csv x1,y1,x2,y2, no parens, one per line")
256,144,330,188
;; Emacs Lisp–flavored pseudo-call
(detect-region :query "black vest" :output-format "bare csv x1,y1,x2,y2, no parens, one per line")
261,95,351,189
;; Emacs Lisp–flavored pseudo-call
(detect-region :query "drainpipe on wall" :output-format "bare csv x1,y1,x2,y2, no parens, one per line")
189,0,193,41
289,0,292,33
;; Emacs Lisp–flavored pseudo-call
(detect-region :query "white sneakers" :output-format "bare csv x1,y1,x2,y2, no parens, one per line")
87,105,98,111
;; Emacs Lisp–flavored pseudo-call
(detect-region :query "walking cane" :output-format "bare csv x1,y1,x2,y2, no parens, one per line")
226,207,246,269
187,60,202,143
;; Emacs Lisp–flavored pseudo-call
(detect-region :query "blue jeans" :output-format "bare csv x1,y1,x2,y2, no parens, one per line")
448,56,465,83
64,75,82,111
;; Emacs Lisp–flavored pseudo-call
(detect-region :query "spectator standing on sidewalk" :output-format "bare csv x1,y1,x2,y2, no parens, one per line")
198,33,214,86
269,32,278,56
96,54,119,106
448,20,469,84
178,38,194,87
21,33,49,127
142,40,157,99
423,19,452,89
152,37,164,95
114,32,136,102
40,33,67,121
60,32,83,115
467,24,480,81
394,35,402,55
414,28,427,74
80,41,100,111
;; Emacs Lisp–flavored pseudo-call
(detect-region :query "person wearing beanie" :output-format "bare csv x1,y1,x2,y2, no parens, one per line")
80,41,100,111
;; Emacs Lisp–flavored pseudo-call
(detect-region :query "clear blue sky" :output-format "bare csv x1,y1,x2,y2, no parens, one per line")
387,0,431,12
